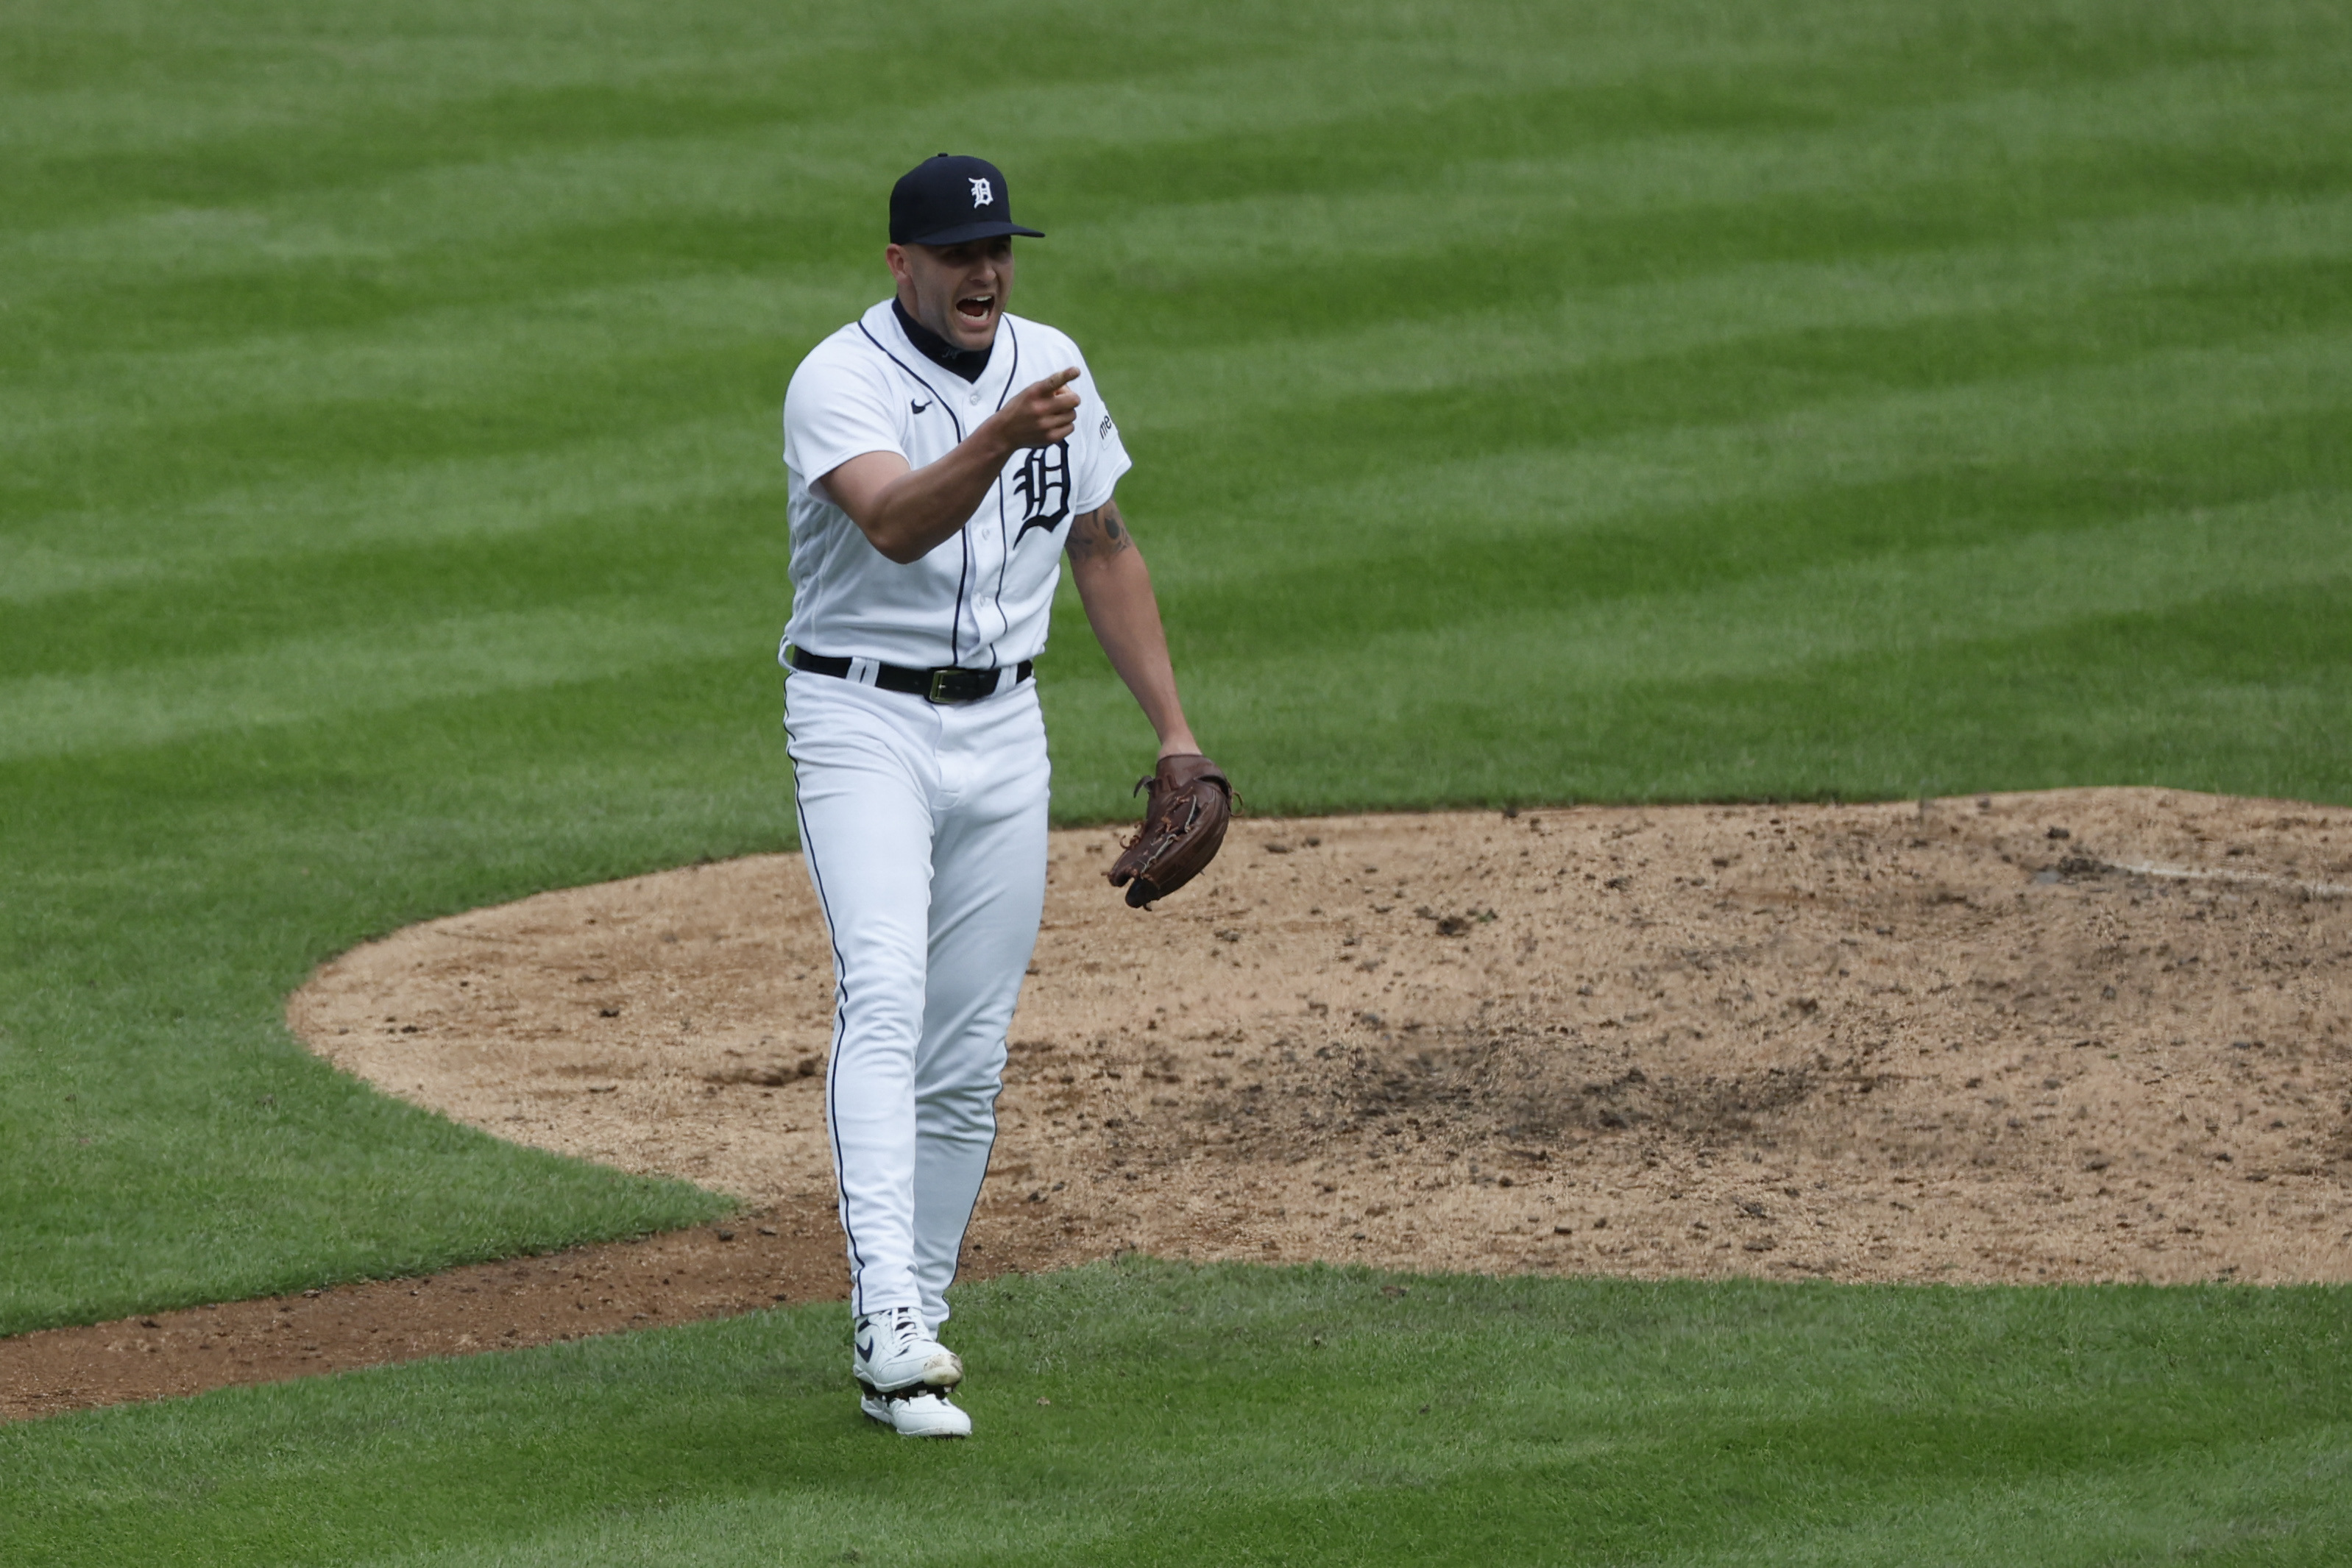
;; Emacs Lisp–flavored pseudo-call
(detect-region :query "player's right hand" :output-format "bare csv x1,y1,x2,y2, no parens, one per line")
994,367,1082,450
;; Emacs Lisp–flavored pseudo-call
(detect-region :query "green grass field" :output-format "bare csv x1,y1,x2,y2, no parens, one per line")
4,0,2350,1559
7,1260,2350,1566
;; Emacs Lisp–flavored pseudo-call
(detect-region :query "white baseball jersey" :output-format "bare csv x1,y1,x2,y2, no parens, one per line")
781,299,1132,670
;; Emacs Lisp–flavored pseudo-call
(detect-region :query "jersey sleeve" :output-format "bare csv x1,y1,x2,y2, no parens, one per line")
1066,345,1133,516
783,343,904,489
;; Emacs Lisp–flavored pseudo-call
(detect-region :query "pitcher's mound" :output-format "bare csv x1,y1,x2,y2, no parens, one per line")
290,789,2352,1287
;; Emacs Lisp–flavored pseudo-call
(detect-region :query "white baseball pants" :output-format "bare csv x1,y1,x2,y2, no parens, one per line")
784,670,1049,1325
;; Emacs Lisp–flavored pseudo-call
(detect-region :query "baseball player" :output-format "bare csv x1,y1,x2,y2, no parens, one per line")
779,155,1216,1438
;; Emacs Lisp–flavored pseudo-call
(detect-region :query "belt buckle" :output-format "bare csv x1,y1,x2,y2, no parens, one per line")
927,668,963,705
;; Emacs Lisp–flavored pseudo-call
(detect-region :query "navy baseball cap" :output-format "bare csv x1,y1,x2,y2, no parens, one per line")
889,155,1044,246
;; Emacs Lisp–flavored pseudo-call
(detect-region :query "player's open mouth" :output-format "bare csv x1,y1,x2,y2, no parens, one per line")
956,293,993,322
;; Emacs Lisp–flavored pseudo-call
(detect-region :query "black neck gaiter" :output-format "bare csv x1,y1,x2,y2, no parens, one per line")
893,297,993,384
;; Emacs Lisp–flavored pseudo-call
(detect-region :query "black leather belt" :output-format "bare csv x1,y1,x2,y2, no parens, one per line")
786,645,1033,706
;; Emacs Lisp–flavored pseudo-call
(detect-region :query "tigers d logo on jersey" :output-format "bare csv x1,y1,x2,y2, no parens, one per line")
1013,441,1070,543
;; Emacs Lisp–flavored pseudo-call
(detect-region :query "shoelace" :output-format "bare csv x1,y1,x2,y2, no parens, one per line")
869,1307,925,1356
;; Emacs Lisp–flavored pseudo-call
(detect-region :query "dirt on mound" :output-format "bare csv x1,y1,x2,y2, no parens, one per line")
13,788,2351,1424
289,788,2352,1288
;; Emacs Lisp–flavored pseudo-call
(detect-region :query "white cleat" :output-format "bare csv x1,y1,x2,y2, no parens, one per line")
861,1388,972,1438
852,1306,963,1396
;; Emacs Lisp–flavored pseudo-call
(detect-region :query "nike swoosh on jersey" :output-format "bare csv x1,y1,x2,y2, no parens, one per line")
910,399,932,414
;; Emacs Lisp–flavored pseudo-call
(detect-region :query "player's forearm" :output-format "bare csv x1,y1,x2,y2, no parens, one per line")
855,431,1018,564
828,369,1084,565
1071,548,1199,757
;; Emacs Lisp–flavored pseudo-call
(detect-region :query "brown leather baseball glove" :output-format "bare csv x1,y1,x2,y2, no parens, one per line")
1106,753,1233,908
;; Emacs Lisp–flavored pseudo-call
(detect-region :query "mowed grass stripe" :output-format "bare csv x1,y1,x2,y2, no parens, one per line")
10,41,2344,362
10,434,2294,777
16,187,2330,514
1137,263,2352,533
0,605,775,762
0,13,910,171
5,0,2211,244
1066,62,2351,275
0,338,783,537
14,232,2349,630
13,182,2347,475
15,253,2336,550
6,314,2341,710
1038,491,2351,778
1556,581,2352,808
1116,193,2352,431
0,273,861,458
0,416,778,606
1156,406,2352,675
1254,492,2350,694
1141,331,2352,572
1039,578,2352,816
11,49,2344,539
8,186,2345,625
0,1,1250,228
5,322,2340,712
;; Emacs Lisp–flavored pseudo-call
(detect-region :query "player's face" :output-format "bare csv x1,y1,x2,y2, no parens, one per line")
889,237,1016,352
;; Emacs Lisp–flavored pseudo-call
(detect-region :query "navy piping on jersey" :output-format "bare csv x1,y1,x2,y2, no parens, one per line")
855,322,965,443
986,322,1022,658
782,709,871,1312
855,319,969,664
953,530,972,666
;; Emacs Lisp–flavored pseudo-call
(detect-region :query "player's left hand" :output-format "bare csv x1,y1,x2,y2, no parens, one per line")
1107,753,1233,907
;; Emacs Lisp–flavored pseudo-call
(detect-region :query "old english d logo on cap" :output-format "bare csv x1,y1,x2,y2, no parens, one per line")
890,155,1045,246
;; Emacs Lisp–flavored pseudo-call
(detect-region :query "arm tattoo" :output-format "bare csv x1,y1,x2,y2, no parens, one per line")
1065,498,1133,564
